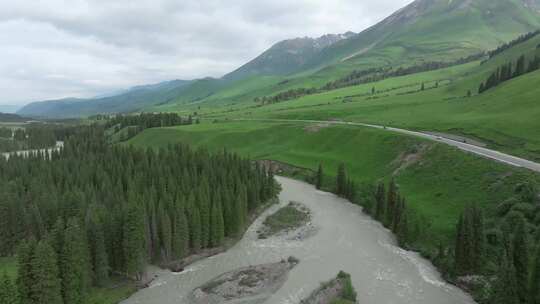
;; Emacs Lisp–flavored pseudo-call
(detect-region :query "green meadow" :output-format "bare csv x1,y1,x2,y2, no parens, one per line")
128,121,540,254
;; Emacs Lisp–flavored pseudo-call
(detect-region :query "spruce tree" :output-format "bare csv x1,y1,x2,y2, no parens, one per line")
315,163,323,190
336,163,347,196
471,205,485,273
17,238,37,304
92,223,109,286
61,218,91,304
198,181,211,248
190,206,202,251
32,240,63,304
513,216,529,303
385,179,397,227
491,250,519,304
396,206,409,247
173,208,189,259
0,272,17,304
530,245,540,304
210,198,225,247
374,183,386,222
454,215,466,275
158,206,172,261
123,202,146,280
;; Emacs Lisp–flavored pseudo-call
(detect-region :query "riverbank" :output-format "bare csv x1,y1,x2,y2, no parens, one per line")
122,176,475,304
190,257,299,304
300,271,357,304
257,201,312,239
161,197,278,273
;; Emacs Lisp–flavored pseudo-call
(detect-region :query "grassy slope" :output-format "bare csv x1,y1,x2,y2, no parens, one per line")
196,35,540,160
152,0,540,115
128,121,539,253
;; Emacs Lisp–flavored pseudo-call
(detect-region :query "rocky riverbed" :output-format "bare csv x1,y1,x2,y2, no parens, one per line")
257,201,316,240
190,257,299,304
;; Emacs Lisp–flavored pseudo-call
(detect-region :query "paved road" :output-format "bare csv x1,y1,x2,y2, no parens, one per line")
236,118,540,173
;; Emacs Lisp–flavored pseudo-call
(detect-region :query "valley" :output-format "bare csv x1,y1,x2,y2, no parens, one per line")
2,0,540,304
122,177,474,304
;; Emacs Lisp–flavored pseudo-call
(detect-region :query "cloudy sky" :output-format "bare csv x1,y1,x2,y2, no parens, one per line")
0,0,412,106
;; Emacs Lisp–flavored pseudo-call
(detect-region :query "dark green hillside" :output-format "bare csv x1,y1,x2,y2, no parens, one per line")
223,32,356,81
17,79,193,118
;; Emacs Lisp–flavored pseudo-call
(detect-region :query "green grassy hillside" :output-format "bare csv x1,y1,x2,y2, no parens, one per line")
157,0,540,113
186,34,540,161
128,121,540,254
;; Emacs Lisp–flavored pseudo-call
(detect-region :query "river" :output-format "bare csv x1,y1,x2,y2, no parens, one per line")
122,176,475,304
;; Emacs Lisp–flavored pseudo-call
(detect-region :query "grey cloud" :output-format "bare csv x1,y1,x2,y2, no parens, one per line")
0,0,412,105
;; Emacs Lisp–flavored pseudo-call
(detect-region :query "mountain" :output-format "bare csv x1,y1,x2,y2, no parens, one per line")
0,112,30,122
18,0,540,118
310,0,540,74
224,32,356,81
18,79,193,118
0,105,21,114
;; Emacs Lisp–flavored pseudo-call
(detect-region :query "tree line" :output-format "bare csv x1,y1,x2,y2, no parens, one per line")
313,163,409,246
254,53,483,106
0,126,57,153
103,113,195,142
104,112,193,130
440,182,540,304
478,54,540,93
0,125,276,304
487,30,540,59
325,53,484,92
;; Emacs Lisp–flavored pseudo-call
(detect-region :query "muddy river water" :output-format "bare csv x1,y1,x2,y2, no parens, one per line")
123,176,475,304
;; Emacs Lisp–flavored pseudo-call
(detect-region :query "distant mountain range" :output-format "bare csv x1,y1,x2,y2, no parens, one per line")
0,112,30,123
18,80,193,118
18,0,540,118
0,105,21,114
223,32,357,81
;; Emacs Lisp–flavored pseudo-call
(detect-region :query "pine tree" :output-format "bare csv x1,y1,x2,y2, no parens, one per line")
85,207,109,286
315,163,323,190
17,238,37,304
396,205,409,247
385,179,397,227
123,202,146,280
374,183,386,221
530,245,540,304
190,206,202,251
513,216,529,303
471,205,485,273
172,207,189,259
61,218,91,304
454,214,466,275
336,163,347,196
491,250,519,304
198,181,211,248
92,223,109,286
158,205,172,261
514,55,526,77
210,196,225,247
32,240,63,304
0,272,17,304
